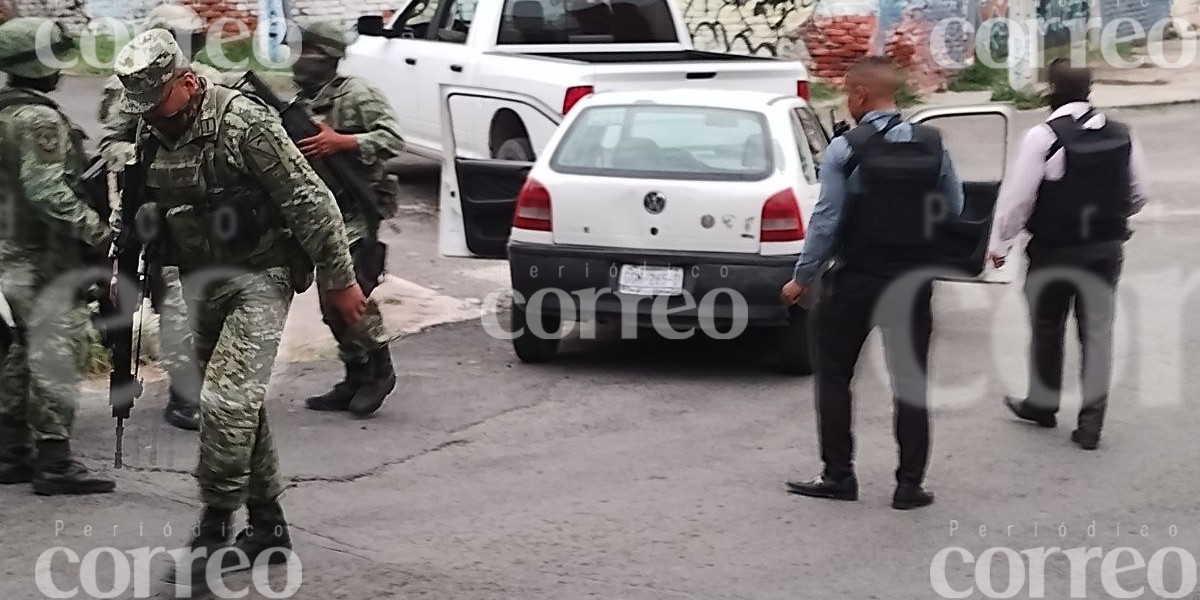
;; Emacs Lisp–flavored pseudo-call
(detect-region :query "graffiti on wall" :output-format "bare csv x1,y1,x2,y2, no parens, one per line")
975,0,1008,58
1038,0,1088,47
684,0,820,58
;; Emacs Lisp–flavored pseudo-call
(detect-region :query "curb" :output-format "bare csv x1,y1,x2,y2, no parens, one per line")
812,93,1200,112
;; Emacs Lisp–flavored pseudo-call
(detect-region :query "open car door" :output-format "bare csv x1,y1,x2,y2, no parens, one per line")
439,85,562,258
910,103,1018,284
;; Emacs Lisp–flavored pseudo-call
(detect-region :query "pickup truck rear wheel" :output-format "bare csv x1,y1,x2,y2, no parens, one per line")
776,307,813,376
495,137,535,162
511,303,561,363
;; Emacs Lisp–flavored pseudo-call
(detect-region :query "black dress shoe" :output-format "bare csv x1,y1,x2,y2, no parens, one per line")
785,474,858,501
1004,396,1057,428
1071,430,1100,450
892,485,935,510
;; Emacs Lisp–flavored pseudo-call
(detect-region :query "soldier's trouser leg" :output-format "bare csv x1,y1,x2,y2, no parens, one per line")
189,268,292,511
310,238,393,416
0,336,32,456
318,283,388,365
1,266,111,494
1,275,83,444
153,265,201,409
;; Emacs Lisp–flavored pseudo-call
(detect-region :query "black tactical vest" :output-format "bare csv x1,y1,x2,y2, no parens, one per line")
839,116,948,277
1028,110,1132,247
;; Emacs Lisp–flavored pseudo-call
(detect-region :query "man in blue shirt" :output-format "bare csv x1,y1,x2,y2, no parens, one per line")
780,57,963,510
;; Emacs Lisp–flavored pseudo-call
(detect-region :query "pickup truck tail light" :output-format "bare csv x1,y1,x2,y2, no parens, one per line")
563,86,594,115
761,189,804,242
513,178,553,232
797,80,810,101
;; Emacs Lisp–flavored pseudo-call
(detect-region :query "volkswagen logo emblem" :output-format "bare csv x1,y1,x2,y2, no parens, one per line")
644,191,666,215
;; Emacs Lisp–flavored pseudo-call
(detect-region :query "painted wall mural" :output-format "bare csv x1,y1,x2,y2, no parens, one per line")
974,0,1008,59
1038,0,1088,48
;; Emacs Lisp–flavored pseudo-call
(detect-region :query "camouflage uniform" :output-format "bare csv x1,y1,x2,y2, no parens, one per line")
114,30,358,573
0,18,114,495
296,20,402,417
98,6,242,432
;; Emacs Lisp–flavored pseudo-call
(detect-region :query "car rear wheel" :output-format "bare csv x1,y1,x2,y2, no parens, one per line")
511,303,561,363
776,307,813,376
495,137,535,162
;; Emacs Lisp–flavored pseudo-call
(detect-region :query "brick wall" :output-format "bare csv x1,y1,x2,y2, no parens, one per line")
882,0,970,92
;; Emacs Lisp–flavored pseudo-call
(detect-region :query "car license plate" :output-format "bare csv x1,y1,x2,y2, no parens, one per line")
618,265,684,296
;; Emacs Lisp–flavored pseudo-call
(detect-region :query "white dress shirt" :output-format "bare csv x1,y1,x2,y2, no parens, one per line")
989,102,1150,256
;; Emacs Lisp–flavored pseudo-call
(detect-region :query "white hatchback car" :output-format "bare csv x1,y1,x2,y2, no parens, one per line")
438,87,1014,373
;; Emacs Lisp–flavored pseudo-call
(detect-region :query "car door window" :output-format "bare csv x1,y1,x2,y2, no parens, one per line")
794,107,829,164
393,0,439,38
789,113,819,184
434,0,479,41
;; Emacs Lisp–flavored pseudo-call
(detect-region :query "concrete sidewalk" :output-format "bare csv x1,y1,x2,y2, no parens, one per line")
816,38,1200,111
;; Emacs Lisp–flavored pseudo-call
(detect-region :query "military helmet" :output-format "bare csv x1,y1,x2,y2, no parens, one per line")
298,20,357,59
143,3,205,34
0,17,73,79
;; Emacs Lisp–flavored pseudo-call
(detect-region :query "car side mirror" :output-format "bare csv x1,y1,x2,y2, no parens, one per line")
358,15,386,37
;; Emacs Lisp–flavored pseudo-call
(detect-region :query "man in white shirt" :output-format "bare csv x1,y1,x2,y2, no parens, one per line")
989,59,1150,450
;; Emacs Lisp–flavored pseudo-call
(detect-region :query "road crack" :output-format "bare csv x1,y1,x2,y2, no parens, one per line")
286,438,472,485
287,377,568,487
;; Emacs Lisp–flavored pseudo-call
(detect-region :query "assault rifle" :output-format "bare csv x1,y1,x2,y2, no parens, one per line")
88,141,158,468
235,71,387,292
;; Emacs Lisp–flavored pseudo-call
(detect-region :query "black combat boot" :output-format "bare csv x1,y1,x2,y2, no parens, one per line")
163,386,200,431
227,500,293,571
32,440,115,496
305,360,370,412
349,347,396,418
0,447,34,484
167,507,234,590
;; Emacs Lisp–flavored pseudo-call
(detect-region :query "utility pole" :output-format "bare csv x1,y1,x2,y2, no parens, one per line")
1007,0,1039,91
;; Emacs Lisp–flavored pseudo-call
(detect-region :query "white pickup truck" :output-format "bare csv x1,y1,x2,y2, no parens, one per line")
343,0,811,161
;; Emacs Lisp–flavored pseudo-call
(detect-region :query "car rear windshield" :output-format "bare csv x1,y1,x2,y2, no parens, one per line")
497,0,679,45
550,105,772,181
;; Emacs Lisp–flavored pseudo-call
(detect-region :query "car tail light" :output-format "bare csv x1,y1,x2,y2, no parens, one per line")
796,80,810,101
761,189,804,242
563,85,594,115
513,178,552,231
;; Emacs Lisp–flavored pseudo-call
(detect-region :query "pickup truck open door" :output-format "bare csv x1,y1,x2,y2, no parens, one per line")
439,85,562,257
909,103,1018,284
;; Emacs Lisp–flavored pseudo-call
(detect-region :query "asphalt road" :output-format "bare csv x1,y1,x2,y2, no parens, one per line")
2,77,1199,599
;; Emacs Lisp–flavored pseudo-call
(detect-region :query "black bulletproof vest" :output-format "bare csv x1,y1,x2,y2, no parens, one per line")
839,116,948,277
1028,110,1132,246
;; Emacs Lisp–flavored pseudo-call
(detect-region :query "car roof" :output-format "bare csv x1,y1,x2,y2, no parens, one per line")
577,89,801,111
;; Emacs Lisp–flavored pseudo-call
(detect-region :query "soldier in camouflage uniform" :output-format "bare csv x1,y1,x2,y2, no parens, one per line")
0,18,116,495
294,20,403,418
98,3,242,432
113,30,368,587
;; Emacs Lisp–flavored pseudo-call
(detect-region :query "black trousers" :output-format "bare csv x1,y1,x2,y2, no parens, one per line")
1023,241,1123,433
813,269,933,486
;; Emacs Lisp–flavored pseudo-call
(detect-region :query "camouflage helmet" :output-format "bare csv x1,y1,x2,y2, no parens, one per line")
0,17,73,79
298,20,356,59
143,3,206,34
